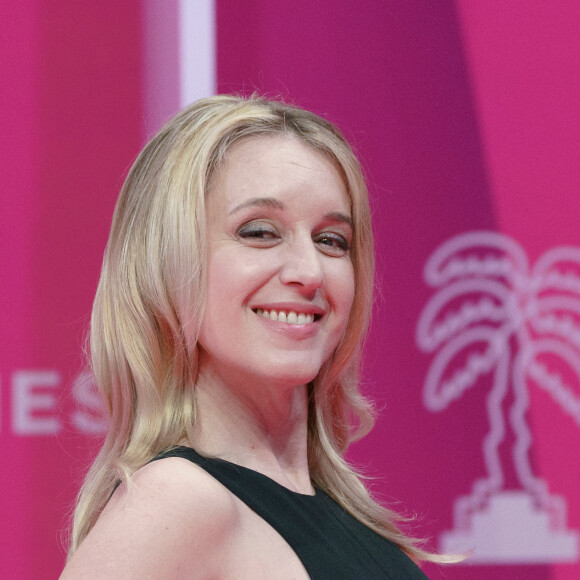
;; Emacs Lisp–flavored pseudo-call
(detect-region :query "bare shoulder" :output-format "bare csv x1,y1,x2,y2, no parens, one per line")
106,456,238,522
60,457,238,579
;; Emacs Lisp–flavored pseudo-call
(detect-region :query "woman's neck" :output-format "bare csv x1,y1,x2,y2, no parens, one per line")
188,365,313,494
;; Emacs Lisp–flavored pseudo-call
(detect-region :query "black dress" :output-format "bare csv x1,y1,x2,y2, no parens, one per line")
152,446,429,579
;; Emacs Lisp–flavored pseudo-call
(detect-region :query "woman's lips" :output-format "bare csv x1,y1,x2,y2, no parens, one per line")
254,308,316,325
251,306,323,339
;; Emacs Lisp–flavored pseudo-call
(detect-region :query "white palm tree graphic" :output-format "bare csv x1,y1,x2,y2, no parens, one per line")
416,231,580,562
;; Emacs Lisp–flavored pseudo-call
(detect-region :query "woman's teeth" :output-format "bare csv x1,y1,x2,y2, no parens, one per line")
255,309,314,325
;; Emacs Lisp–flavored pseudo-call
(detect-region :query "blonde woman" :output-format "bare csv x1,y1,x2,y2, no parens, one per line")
61,95,437,578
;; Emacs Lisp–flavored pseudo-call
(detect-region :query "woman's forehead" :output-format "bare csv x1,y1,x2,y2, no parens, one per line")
207,135,350,215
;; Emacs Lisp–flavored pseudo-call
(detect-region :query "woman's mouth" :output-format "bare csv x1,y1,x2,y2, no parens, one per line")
253,308,321,325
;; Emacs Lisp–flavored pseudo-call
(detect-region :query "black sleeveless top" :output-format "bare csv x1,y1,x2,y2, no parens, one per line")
152,446,429,579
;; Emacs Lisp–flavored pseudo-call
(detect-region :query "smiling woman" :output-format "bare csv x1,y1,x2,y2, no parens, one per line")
60,95,441,579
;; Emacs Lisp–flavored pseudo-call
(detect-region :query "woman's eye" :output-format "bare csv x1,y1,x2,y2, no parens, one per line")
314,233,350,255
237,223,280,244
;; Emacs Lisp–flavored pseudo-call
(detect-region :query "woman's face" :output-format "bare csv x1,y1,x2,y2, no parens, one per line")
198,135,355,389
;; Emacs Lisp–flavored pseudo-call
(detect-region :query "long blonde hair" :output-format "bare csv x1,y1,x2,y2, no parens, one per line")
70,94,434,562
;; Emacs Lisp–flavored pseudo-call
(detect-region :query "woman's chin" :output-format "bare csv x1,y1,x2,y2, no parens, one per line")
248,362,322,389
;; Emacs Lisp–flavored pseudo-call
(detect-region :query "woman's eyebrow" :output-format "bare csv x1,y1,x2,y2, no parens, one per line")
325,211,353,228
228,197,285,214
228,197,353,228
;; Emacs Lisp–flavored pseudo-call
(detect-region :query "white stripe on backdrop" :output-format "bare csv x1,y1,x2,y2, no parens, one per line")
179,0,216,107
142,0,215,138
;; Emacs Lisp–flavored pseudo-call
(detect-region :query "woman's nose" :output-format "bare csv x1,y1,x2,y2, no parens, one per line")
279,238,324,290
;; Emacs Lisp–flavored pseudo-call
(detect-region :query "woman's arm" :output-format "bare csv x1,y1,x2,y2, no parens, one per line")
60,457,239,579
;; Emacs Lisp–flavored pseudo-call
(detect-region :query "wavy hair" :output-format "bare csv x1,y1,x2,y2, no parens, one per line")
69,94,437,562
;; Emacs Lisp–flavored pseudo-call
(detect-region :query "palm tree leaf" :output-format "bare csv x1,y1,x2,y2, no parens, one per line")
527,338,580,426
423,326,504,411
533,247,580,297
416,278,510,352
424,231,528,287
531,296,580,352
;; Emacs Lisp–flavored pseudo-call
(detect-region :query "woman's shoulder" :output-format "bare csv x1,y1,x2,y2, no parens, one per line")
61,457,239,579
108,455,239,521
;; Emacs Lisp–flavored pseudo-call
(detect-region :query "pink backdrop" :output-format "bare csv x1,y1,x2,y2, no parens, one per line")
2,2,579,578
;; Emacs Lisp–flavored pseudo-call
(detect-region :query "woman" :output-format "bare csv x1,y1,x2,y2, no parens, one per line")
61,95,437,578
